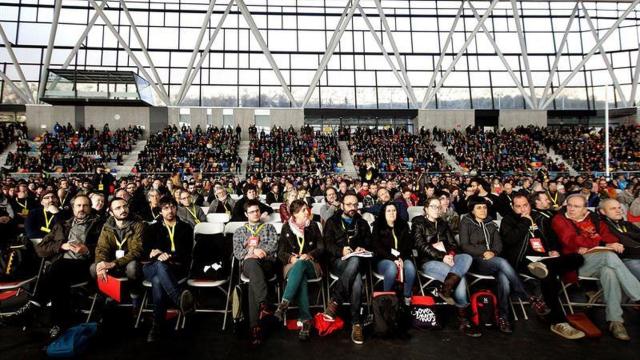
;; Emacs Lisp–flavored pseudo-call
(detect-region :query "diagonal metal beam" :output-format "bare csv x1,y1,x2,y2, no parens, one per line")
0,23,35,102
302,0,360,107
423,0,501,109
372,0,417,106
89,0,170,105
176,0,218,104
0,69,31,103
120,0,169,101
422,0,465,107
37,0,62,102
540,2,578,106
542,0,639,109
629,47,640,105
510,0,537,107
357,4,415,107
469,2,535,109
236,0,297,106
178,0,234,105
581,2,627,107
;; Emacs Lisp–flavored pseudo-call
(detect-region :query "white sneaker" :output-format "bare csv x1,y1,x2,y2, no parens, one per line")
550,322,585,340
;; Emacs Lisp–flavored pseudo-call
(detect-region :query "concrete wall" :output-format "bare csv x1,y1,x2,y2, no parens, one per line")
84,106,150,134
189,108,207,129
416,109,475,130
149,107,168,135
270,108,304,129
167,107,180,126
499,109,547,129
26,104,75,136
234,108,254,140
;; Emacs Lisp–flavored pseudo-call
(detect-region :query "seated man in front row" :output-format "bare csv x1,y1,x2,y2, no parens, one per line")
232,199,278,347
552,193,640,341
598,198,640,281
91,197,145,306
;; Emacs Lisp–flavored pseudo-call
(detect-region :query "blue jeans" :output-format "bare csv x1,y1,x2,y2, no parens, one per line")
376,259,416,298
421,254,473,307
473,256,529,319
331,257,365,324
143,261,183,324
623,258,640,281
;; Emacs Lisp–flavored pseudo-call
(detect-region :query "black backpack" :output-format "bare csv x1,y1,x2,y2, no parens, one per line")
191,233,231,281
372,292,400,337
0,235,38,282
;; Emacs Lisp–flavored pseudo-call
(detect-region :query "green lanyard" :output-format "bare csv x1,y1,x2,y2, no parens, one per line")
392,228,398,249
115,236,128,250
165,223,176,252
245,223,265,237
296,235,305,255
186,205,200,224
43,209,53,230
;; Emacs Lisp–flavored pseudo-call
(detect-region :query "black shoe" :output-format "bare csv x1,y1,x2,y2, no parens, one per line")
323,300,339,322
274,300,289,323
0,301,41,326
298,320,311,341
49,325,62,340
498,317,513,334
458,307,482,338
258,302,272,321
180,290,195,315
147,322,161,343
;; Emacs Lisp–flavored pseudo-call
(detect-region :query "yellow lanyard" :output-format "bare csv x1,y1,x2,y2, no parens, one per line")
296,235,305,255
245,223,265,237
115,236,127,250
17,199,27,209
548,191,558,205
186,205,200,224
165,223,176,252
392,228,398,249
528,218,537,237
223,202,231,215
43,209,53,230
615,223,628,233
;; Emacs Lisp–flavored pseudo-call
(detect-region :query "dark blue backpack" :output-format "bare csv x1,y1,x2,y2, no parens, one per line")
46,322,98,358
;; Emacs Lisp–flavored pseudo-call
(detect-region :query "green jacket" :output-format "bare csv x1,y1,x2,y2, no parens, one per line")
95,216,145,268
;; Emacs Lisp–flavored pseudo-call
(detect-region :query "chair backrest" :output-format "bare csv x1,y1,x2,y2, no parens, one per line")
224,221,247,235
200,206,209,215
311,203,323,216
407,206,424,221
207,212,231,224
361,212,375,224
270,202,283,210
194,222,225,236
259,194,267,201
268,213,282,223
314,196,324,203
230,194,242,201
271,222,284,234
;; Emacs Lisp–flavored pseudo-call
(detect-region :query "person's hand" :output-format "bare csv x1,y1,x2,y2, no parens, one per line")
548,251,560,258
483,251,495,260
299,254,311,261
98,269,108,281
354,247,366,253
149,249,162,258
394,259,403,268
577,247,588,255
254,248,267,259
96,261,115,273
61,242,73,251
342,247,353,257
0,216,10,224
158,252,171,262
606,242,625,254
71,243,89,255
290,254,298,264
443,254,455,266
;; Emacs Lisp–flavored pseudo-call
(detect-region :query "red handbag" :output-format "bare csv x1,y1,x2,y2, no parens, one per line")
313,312,344,336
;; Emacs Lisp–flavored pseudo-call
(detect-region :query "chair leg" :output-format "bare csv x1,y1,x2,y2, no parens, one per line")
135,290,148,329
85,293,99,323
560,282,575,315
510,299,519,321
222,284,233,331
518,298,528,320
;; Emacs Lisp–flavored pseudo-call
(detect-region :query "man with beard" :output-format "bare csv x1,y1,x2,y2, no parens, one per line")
25,190,61,240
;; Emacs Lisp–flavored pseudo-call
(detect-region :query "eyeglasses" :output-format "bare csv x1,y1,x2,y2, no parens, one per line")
427,205,440,209
246,209,261,214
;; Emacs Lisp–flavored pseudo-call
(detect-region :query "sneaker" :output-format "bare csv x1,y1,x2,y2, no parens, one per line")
609,321,630,341
298,320,311,341
497,317,513,334
528,262,549,279
323,300,339,322
49,325,62,340
351,323,364,345
258,302,272,321
250,325,263,347
274,300,289,323
529,296,551,316
179,290,195,315
550,322,585,340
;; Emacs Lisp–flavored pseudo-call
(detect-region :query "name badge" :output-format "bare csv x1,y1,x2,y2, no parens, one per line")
21,209,29,216
248,236,260,247
391,248,400,257
115,250,125,259
529,238,546,253
98,184,104,191
40,226,51,233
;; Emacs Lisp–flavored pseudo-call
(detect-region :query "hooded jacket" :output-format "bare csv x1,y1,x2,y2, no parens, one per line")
459,215,502,258
95,216,145,268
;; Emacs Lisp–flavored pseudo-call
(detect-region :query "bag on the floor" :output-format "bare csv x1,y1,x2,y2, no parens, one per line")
372,291,400,337
567,312,602,338
410,295,441,330
313,312,344,336
231,284,247,335
46,322,98,358
470,289,498,327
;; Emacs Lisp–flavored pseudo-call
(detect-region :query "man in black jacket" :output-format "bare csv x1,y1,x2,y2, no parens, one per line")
24,190,61,240
322,191,371,345
599,198,640,280
231,184,273,221
500,194,585,339
142,196,195,343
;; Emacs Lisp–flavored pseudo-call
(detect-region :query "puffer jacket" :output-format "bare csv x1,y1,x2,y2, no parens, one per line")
459,215,502,258
412,215,458,264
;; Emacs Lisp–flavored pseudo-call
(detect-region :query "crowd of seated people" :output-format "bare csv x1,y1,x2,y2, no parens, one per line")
347,127,451,179
436,126,565,174
4,123,141,173
0,121,28,155
542,125,640,172
1,167,639,351
135,125,241,175
247,124,342,177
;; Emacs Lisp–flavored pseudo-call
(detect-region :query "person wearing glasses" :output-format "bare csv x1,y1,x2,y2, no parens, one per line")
25,190,61,240
552,194,640,341
177,190,206,228
142,196,195,343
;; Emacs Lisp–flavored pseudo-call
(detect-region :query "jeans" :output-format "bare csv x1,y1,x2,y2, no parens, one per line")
35,259,90,324
376,259,416,298
331,257,365,324
623,258,640,281
579,252,640,322
241,258,274,327
421,254,473,307
473,256,530,319
282,260,318,321
143,261,183,324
